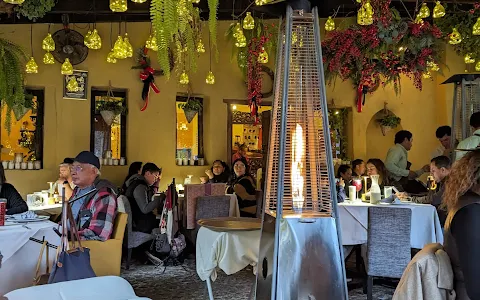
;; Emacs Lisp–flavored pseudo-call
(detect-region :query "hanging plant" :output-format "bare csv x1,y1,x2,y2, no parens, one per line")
0,38,28,133
378,114,401,135
177,96,202,123
15,0,56,21
150,0,202,81
207,0,219,61
95,99,126,116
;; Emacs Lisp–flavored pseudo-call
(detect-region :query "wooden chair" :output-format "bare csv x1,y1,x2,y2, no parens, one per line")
74,212,128,277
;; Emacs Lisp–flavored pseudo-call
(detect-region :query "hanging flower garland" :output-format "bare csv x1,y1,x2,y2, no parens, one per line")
247,35,269,124
322,0,442,112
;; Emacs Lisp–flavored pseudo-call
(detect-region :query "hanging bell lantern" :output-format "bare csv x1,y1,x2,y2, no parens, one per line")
66,77,79,92
475,61,480,72
243,12,255,30
113,36,128,59
473,17,480,35
43,52,55,65
124,33,133,58
61,58,73,75
235,34,247,48
88,29,102,50
427,61,440,72
3,0,25,4
107,50,117,63
449,28,462,45
42,33,55,52
145,34,158,51
418,3,430,19
433,1,445,18
110,0,127,12
196,39,206,53
464,53,475,64
206,71,215,84
258,47,268,64
25,57,38,74
179,71,189,85
325,16,335,31
233,23,243,39
84,30,93,48
357,1,373,26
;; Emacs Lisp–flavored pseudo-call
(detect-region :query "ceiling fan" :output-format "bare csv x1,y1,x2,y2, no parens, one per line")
51,14,88,65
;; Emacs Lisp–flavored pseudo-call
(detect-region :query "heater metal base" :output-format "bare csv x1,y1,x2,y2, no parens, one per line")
255,214,347,300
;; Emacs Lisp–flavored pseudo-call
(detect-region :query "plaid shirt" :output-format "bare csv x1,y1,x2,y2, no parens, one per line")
72,184,117,241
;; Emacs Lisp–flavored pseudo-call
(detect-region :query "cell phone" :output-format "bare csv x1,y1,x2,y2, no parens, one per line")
335,178,340,184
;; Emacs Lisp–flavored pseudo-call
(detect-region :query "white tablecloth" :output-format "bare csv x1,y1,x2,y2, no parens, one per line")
0,220,59,296
338,202,443,249
196,227,261,282
28,204,62,215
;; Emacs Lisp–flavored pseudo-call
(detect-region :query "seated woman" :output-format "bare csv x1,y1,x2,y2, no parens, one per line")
337,164,353,185
0,163,27,215
227,157,257,217
121,161,143,194
54,157,75,200
205,160,230,183
366,158,403,192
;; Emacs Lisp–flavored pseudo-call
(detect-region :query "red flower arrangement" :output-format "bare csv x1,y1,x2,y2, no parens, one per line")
322,0,442,111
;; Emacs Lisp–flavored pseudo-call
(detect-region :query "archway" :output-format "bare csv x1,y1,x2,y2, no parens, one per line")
365,109,403,161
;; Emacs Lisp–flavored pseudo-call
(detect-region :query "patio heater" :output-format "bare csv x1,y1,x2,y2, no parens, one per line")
442,74,480,149
254,3,348,300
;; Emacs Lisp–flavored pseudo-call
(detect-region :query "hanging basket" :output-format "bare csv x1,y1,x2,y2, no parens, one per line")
100,110,116,126
381,125,392,136
184,109,198,123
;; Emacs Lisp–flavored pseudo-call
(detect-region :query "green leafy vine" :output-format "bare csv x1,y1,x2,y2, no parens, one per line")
15,0,56,21
208,0,219,61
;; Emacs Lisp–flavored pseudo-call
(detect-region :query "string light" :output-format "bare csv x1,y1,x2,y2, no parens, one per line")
61,58,73,75
42,33,55,52
427,61,440,72
418,3,430,19
464,53,475,64
243,12,255,30
26,25,38,74
43,52,55,64
433,1,445,18
124,33,133,58
258,47,268,64
473,17,480,35
88,29,102,50
110,0,127,12
3,0,25,4
66,77,79,92
131,0,147,2
113,36,128,59
107,23,118,63
206,32,215,84
179,70,189,85
255,0,272,5
146,34,158,51
357,0,373,26
325,16,335,31
196,39,205,53
449,28,462,45
475,61,480,71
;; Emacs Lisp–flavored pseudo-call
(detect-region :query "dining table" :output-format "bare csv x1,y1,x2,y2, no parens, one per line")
338,201,444,249
0,218,60,295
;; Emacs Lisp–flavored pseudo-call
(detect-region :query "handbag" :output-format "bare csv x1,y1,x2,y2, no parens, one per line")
150,200,171,256
33,240,50,285
48,201,96,284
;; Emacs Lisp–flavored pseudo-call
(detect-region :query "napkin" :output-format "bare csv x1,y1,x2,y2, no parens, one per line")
12,211,38,220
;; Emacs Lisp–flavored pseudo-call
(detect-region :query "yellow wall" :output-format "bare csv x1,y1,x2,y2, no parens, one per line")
0,20,464,197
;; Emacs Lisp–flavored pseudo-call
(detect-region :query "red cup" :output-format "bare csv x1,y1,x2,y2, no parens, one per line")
0,198,6,226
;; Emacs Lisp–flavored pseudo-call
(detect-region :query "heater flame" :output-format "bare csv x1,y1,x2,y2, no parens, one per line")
292,123,305,210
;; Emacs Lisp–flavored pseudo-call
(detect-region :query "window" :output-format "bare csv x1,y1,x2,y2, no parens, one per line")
90,88,127,163
176,95,204,165
0,88,44,168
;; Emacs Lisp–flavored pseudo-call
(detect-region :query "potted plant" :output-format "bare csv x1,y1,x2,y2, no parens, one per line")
178,97,202,123
96,99,126,126
378,114,401,136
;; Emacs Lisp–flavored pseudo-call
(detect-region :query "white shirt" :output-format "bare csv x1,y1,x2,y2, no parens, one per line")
431,145,445,159
455,129,480,160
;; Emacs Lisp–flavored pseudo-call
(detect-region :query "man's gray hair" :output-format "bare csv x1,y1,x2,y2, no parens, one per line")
91,165,101,176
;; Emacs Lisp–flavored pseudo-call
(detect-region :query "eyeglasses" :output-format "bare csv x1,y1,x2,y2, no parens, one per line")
70,165,84,173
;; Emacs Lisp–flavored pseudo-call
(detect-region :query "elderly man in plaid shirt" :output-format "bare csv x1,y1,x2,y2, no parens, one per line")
69,151,118,241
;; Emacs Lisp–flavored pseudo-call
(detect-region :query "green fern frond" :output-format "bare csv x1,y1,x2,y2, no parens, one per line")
207,0,219,61
185,23,196,73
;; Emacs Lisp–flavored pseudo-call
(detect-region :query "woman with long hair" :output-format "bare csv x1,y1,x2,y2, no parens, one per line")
0,163,28,215
227,157,257,217
366,159,391,187
442,149,480,300
205,160,230,183
121,161,143,194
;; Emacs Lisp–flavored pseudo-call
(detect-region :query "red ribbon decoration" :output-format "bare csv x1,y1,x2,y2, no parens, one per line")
139,66,160,111
357,85,363,113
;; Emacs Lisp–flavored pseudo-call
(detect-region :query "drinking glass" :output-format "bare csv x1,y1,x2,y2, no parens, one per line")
353,178,362,200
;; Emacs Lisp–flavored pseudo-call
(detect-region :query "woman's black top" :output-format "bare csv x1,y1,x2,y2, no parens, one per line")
208,172,230,184
227,175,256,208
0,183,28,215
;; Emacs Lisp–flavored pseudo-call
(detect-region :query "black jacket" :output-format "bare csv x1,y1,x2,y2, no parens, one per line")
0,183,28,215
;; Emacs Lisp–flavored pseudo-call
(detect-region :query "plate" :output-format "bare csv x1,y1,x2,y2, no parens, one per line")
12,216,50,223
197,217,262,232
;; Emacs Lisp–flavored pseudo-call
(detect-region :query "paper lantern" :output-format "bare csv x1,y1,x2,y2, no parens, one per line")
84,30,93,48
113,36,128,59
233,23,243,39
145,34,158,51
43,52,55,65
179,71,189,85
473,17,480,35
42,33,55,52
61,58,73,75
25,57,38,74
89,29,102,50
235,34,247,48
433,1,445,18
418,3,430,19
243,12,255,30
107,50,117,63
206,71,215,84
124,34,133,58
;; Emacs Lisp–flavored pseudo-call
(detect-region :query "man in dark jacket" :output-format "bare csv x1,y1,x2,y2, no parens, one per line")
124,162,165,233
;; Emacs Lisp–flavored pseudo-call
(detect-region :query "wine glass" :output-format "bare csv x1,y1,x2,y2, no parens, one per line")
352,178,362,201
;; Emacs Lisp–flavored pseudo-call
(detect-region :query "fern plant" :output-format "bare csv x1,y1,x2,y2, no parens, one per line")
0,38,28,133
208,0,219,61
15,0,56,20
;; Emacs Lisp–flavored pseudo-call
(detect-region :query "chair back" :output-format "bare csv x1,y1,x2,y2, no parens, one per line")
118,195,133,237
367,207,412,278
195,195,231,221
111,212,128,241
255,190,264,218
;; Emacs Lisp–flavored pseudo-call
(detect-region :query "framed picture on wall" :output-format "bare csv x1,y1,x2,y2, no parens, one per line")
63,70,88,100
